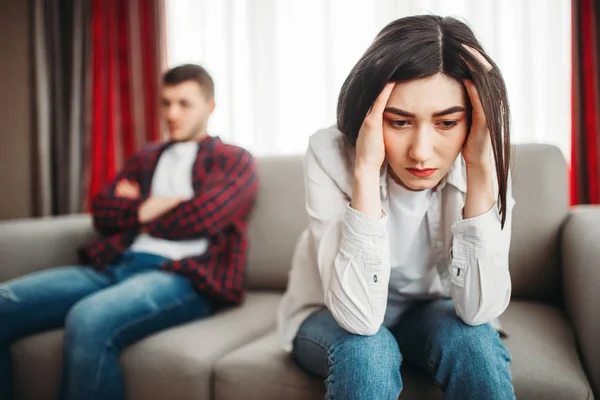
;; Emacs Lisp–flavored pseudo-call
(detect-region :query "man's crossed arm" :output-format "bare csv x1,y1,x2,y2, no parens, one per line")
114,179,184,230
91,149,258,240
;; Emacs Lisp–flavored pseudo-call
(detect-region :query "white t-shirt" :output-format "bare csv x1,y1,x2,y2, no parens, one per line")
382,175,443,326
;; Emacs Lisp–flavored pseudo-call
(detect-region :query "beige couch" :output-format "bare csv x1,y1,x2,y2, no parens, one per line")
1,144,599,400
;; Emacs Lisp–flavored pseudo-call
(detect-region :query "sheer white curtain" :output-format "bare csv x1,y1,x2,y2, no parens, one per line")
166,0,571,158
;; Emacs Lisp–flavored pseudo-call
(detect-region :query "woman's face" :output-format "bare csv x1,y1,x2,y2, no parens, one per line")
382,73,469,191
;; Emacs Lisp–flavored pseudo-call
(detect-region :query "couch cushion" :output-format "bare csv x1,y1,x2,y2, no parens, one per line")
11,291,281,400
502,301,593,399
214,300,593,400
509,144,568,301
246,155,307,291
11,330,64,400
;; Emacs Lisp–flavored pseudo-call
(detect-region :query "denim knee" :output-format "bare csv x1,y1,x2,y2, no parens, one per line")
324,328,402,399
329,328,402,380
63,298,110,349
434,322,511,388
446,324,509,365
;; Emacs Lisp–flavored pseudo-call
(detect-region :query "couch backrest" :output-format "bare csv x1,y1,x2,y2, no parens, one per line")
0,214,95,283
246,144,570,302
245,155,308,290
508,144,568,301
0,145,569,302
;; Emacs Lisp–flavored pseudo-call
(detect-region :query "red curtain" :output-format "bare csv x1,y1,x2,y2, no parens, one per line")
87,0,165,207
571,0,600,204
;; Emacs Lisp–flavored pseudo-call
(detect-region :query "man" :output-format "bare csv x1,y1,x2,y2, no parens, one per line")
0,64,259,400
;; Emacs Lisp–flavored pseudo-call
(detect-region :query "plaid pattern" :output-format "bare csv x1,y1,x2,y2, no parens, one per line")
80,136,259,305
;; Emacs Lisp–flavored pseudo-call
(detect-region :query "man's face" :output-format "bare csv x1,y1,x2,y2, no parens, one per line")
161,81,215,141
382,73,469,190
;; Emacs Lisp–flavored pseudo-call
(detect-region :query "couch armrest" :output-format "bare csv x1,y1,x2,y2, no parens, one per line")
562,205,600,395
0,214,95,283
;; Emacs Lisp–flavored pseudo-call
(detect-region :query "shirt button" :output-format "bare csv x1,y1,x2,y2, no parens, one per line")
373,274,378,283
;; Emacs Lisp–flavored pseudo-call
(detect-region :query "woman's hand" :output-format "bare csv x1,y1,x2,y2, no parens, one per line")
351,83,395,218
462,78,495,219
461,44,494,169
354,82,395,173
461,79,492,169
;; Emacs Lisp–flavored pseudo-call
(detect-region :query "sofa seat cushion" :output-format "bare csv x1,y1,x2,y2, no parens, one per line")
502,301,593,399
11,291,282,400
214,300,594,400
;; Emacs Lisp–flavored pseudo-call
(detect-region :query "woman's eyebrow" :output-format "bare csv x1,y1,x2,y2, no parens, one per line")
383,107,415,117
383,106,466,118
432,106,466,117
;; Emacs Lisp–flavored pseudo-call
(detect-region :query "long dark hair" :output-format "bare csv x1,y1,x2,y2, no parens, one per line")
337,15,510,228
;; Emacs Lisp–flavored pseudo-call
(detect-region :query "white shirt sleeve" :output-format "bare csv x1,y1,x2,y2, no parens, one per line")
449,174,515,326
305,146,390,335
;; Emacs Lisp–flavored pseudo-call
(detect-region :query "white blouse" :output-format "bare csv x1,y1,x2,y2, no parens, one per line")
277,126,515,351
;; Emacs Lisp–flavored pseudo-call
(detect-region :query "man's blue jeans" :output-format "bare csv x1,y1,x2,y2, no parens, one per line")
293,299,515,400
0,251,214,400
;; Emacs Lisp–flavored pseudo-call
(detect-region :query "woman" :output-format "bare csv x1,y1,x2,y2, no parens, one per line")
277,15,516,399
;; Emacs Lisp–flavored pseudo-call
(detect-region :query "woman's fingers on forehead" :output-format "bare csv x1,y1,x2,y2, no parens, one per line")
369,82,395,116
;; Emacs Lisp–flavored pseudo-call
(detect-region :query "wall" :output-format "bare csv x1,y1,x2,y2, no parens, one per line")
0,1,33,220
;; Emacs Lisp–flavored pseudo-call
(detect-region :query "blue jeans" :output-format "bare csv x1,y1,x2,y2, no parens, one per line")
293,299,515,400
0,251,214,400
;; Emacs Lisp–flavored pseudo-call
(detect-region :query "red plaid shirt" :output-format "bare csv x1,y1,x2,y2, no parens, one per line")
79,136,259,305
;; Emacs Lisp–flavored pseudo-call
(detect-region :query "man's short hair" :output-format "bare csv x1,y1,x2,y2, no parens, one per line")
162,64,214,99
